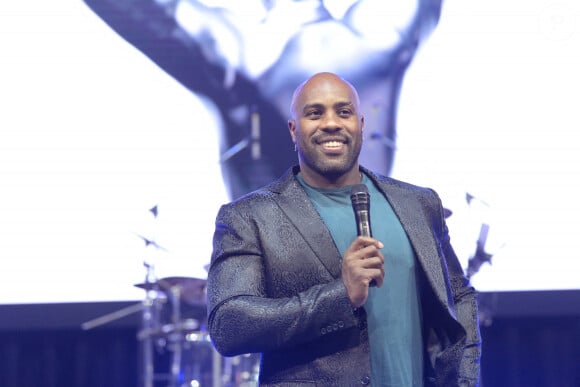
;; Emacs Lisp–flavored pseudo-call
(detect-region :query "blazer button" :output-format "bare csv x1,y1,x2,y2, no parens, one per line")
320,327,326,335
360,375,371,385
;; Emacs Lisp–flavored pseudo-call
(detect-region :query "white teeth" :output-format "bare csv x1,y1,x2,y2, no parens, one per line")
322,141,342,147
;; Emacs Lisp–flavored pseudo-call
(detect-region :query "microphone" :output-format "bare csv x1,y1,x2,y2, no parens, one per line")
350,184,376,286
350,184,372,237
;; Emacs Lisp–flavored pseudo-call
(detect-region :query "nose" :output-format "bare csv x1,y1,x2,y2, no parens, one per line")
320,111,341,131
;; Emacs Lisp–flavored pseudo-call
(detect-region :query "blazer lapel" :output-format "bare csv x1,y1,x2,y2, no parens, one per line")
367,170,452,311
269,168,343,280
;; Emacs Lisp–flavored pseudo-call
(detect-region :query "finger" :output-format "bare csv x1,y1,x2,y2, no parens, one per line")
375,265,386,287
368,266,385,288
365,257,385,287
358,242,385,258
353,236,384,250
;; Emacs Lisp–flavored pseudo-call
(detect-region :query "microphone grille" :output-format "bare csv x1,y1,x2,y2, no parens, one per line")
350,184,370,207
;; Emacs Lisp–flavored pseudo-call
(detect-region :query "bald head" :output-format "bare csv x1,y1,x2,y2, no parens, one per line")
290,72,361,119
287,72,365,187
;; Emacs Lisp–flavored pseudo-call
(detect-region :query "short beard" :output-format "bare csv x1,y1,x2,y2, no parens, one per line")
297,141,362,181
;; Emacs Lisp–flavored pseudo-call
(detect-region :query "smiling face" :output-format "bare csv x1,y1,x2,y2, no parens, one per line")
288,73,365,188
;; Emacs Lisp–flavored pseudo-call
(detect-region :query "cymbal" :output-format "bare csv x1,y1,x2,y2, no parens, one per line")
135,276,207,305
137,318,200,341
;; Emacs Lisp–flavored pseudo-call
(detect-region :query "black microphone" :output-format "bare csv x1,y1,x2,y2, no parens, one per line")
350,184,376,286
351,184,372,237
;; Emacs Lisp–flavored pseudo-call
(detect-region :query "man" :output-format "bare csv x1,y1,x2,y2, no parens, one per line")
207,72,481,386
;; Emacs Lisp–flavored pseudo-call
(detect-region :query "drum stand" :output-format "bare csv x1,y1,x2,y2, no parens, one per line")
82,275,256,387
137,262,161,387
136,270,210,387
82,205,220,386
81,262,167,387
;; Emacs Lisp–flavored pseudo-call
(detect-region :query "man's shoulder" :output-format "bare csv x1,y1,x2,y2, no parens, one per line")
363,167,433,195
224,166,297,207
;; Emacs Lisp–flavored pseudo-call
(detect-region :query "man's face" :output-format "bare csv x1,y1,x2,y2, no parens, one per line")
288,74,364,187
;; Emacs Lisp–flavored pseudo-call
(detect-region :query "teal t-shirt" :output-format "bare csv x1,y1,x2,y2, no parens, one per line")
297,172,424,386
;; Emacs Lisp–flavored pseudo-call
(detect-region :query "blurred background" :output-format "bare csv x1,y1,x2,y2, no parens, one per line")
1,0,579,386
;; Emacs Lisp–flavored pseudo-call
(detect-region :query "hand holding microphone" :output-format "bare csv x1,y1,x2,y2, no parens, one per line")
341,184,385,308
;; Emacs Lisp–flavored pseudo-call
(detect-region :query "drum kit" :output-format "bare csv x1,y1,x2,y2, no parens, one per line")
82,275,259,387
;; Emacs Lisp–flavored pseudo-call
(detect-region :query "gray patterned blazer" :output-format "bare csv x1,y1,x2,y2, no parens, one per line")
207,166,481,387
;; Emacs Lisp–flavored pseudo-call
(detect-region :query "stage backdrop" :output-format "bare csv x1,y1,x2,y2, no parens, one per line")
1,0,579,306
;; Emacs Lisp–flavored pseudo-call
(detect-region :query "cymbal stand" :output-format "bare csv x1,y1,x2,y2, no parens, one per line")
81,302,146,331
80,271,164,387
168,284,183,387
139,261,161,387
139,204,164,387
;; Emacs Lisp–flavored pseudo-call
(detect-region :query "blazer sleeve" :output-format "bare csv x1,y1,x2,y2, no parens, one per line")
430,189,482,386
206,201,361,357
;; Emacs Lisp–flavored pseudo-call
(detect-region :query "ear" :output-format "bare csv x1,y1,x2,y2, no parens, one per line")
288,119,297,143
360,115,365,133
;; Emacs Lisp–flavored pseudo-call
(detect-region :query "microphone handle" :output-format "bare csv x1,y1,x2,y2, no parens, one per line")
356,210,372,238
355,210,376,287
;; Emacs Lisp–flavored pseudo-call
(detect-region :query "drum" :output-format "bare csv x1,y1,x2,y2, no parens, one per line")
135,276,260,386
221,352,260,387
181,329,260,387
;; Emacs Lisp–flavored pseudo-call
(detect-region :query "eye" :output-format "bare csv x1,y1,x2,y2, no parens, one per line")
306,109,322,118
338,109,353,117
